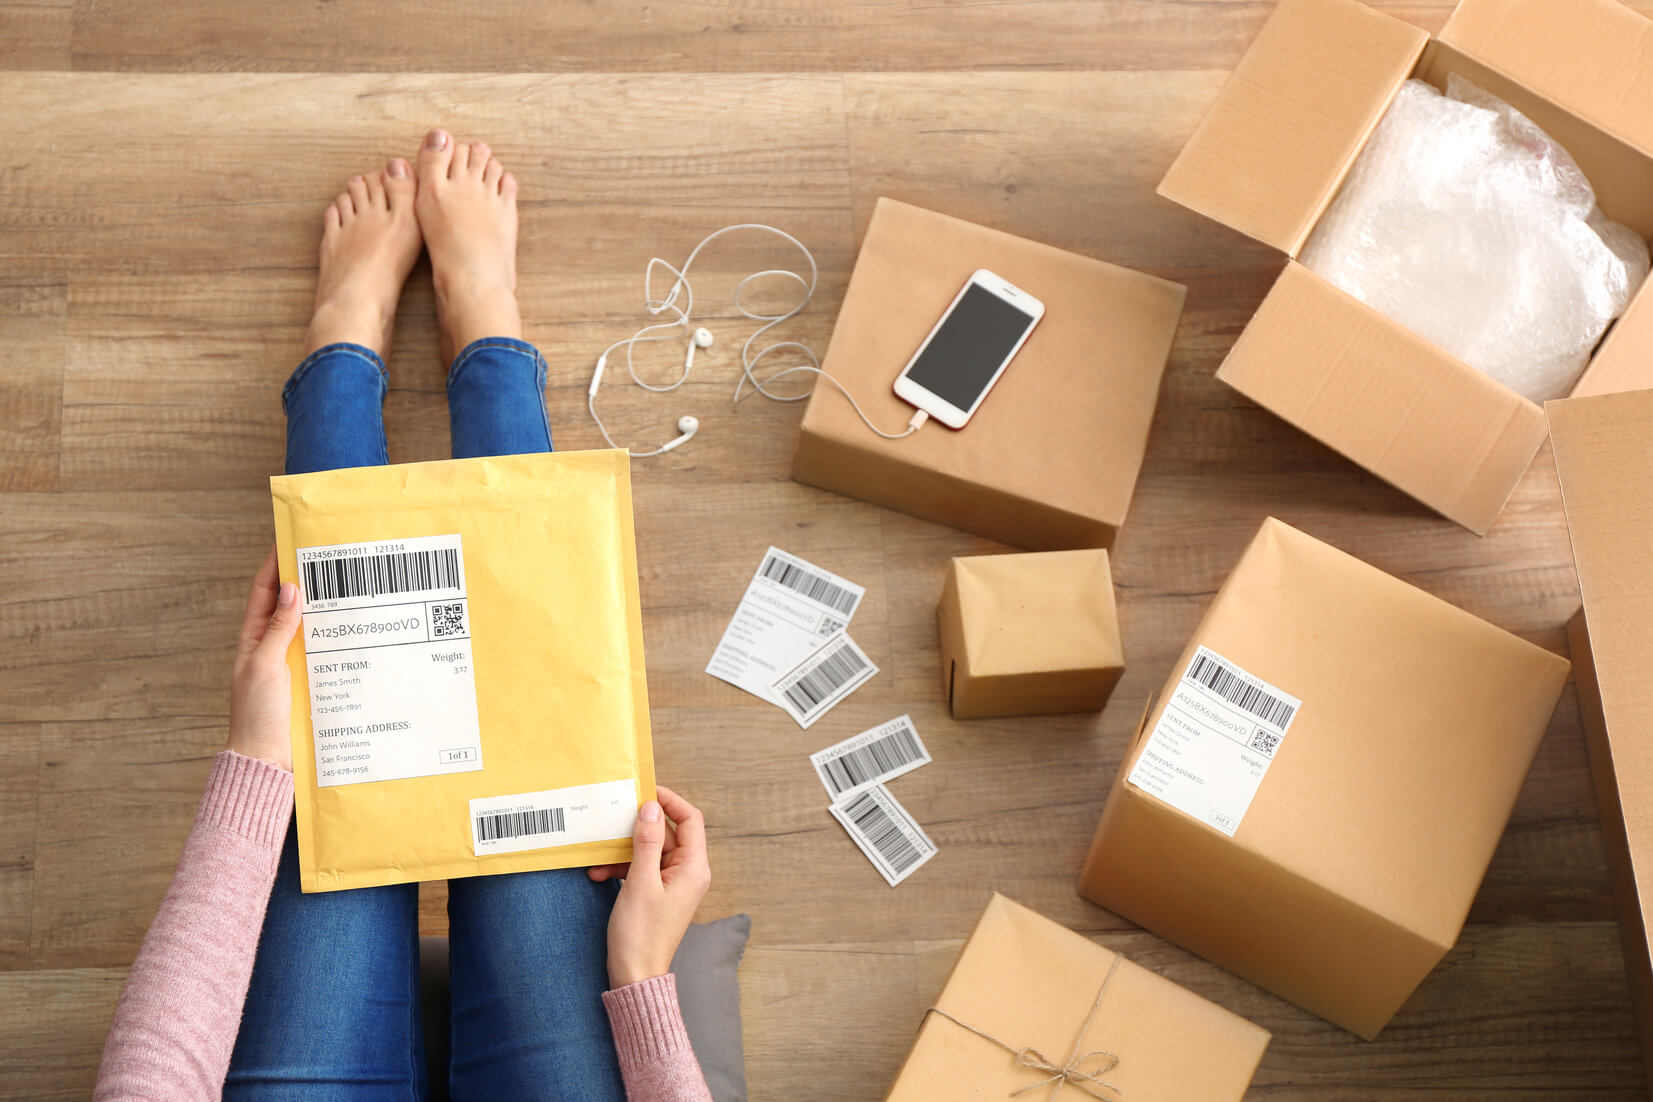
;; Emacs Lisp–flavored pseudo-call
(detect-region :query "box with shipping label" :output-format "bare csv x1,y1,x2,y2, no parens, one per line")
270,450,655,893
791,198,1186,551
938,549,1124,719
887,892,1269,1100
1549,388,1653,1095
1078,518,1569,1038
1158,0,1653,533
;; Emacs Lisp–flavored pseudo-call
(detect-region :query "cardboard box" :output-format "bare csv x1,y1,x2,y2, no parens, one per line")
938,549,1124,719
1548,389,1653,1095
1079,517,1570,1038
887,893,1269,1101
1158,0,1653,534
791,198,1186,551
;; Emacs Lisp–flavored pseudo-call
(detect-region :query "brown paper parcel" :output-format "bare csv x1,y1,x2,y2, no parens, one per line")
792,198,1186,551
888,893,1269,1100
1080,517,1570,1038
939,549,1125,720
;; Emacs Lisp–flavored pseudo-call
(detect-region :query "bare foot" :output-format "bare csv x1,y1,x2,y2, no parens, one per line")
414,129,522,368
303,159,423,359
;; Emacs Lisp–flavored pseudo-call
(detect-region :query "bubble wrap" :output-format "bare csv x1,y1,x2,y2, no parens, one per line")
1299,76,1650,403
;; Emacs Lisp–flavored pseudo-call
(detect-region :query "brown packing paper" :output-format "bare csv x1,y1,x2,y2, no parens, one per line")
1079,518,1570,1038
1548,389,1653,1095
938,549,1124,720
1158,0,1653,533
791,198,1185,551
887,893,1269,1100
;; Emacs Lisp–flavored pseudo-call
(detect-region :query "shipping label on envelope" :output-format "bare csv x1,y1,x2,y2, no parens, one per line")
271,450,656,893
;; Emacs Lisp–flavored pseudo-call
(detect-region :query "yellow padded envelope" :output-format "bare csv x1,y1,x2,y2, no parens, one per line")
270,449,655,893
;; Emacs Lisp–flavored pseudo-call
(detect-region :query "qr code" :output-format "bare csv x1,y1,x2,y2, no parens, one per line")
1249,728,1281,757
432,602,468,638
817,617,847,638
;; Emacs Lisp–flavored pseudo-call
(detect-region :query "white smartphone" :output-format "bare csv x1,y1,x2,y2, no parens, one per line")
892,269,1044,430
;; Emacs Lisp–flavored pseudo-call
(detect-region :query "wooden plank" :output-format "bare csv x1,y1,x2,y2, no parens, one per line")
0,724,40,969
0,0,71,69
31,719,218,968
63,2,1653,76
844,71,1281,273
0,967,123,1100
0,274,64,492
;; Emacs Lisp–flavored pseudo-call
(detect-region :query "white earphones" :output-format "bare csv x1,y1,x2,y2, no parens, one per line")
685,327,713,371
587,224,927,458
659,414,700,453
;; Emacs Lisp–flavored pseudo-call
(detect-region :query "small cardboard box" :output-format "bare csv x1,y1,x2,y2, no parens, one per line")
1079,518,1570,1038
938,549,1124,719
1158,0,1653,533
887,893,1269,1101
791,198,1186,551
1548,388,1653,1095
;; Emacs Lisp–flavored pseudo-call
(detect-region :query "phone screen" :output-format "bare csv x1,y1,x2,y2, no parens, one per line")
904,283,1038,411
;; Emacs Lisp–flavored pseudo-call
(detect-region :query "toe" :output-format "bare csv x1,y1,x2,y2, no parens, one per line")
365,171,387,211
384,159,415,210
448,140,470,179
323,203,341,231
467,142,490,177
500,170,518,199
346,175,370,214
335,193,355,223
482,157,504,188
418,128,453,183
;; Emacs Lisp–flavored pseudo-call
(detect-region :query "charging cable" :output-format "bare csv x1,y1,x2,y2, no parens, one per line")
587,223,928,455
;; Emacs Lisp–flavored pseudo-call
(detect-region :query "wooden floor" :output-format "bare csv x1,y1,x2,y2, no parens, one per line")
4,2,1653,1098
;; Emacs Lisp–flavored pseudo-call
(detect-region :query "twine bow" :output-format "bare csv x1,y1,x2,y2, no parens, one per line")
924,954,1127,1100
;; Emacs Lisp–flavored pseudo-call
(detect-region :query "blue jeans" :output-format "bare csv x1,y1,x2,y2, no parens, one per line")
226,340,626,1102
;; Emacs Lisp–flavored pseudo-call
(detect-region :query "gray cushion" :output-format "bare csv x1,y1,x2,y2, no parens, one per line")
670,913,752,1102
418,914,751,1102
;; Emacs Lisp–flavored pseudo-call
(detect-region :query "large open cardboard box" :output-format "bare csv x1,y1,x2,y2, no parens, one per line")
1160,0,1653,533
1549,389,1653,1095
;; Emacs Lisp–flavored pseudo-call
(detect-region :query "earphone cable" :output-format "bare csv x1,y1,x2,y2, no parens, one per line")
590,223,926,451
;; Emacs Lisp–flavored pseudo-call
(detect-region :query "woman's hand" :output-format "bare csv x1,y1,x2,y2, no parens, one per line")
227,547,303,771
591,785,711,988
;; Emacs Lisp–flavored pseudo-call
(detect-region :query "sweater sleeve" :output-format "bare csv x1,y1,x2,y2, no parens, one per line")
602,973,716,1102
94,750,294,1102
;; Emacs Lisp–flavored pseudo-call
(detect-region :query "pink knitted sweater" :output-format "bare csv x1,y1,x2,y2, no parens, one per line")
94,751,712,1102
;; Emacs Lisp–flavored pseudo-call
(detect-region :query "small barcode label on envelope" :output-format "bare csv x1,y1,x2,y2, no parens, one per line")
770,632,878,729
811,715,930,800
830,783,936,886
470,779,638,857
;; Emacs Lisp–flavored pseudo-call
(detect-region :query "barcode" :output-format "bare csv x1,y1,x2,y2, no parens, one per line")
822,723,924,798
840,790,922,875
1187,652,1296,727
760,553,859,616
302,548,461,603
475,806,566,843
782,645,870,714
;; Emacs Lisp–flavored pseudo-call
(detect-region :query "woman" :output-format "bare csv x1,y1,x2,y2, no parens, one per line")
94,130,714,1102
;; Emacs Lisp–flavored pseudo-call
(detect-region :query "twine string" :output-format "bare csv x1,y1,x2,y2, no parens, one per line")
923,953,1126,1100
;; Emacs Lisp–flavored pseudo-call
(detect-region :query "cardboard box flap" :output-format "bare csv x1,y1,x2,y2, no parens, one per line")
1549,391,1653,934
1158,0,1427,255
1217,264,1549,534
1440,0,1653,158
